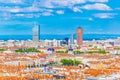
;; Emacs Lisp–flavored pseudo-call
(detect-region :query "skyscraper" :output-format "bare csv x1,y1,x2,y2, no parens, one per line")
70,34,74,45
33,24,40,42
77,27,83,46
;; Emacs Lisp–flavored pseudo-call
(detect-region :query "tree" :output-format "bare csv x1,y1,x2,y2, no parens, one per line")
60,59,83,66
0,48,6,51
74,51,84,55
15,47,41,53
65,50,68,53
56,50,68,53
87,49,107,54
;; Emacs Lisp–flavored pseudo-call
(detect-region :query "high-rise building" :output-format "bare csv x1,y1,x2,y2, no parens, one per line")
70,34,74,45
32,24,40,42
77,27,83,46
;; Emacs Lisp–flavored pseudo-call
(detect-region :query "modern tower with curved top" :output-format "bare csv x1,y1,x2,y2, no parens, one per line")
77,27,83,46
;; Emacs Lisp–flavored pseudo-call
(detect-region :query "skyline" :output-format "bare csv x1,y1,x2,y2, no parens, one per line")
0,0,120,35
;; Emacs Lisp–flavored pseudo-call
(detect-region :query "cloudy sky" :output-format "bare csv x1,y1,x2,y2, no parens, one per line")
0,0,120,35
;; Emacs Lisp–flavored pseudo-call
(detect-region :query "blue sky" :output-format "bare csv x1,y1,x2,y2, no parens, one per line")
0,0,120,35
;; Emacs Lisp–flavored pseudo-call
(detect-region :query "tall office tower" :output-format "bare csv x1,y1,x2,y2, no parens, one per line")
32,24,40,42
70,34,74,45
77,27,83,46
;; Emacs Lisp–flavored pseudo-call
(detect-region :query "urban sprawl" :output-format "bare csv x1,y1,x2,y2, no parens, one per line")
0,25,120,80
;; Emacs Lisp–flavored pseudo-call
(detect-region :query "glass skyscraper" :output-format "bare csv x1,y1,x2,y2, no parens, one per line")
70,34,74,45
32,24,40,42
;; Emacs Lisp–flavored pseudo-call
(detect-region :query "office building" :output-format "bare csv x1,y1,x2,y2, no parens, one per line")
70,34,74,45
77,27,83,46
32,24,40,42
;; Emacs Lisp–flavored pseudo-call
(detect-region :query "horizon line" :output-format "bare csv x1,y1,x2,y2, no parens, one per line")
0,33,120,35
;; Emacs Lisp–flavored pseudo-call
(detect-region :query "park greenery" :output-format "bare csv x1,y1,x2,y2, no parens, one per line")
15,47,40,53
74,51,84,55
74,49,108,55
60,59,83,66
55,49,107,55
87,49,108,54
56,50,68,53
0,48,6,51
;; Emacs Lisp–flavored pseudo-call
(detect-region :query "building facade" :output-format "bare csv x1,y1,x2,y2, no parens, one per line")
33,24,40,42
77,27,83,46
70,34,74,45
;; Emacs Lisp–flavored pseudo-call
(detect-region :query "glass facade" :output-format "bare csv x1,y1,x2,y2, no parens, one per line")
33,24,40,42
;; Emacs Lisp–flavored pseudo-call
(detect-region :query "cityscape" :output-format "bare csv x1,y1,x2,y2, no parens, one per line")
1,24,120,80
0,0,120,80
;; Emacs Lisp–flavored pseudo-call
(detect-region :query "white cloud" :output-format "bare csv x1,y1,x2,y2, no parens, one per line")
42,12,53,16
47,9,54,12
72,7,83,13
0,0,24,4
93,13,117,19
39,0,86,8
38,0,111,12
81,3,112,10
0,12,11,20
0,0,112,18
0,6,53,13
15,14,41,18
9,7,21,13
15,14,24,17
88,18,93,21
88,0,108,2
56,10,64,14
0,5,55,18
0,6,41,13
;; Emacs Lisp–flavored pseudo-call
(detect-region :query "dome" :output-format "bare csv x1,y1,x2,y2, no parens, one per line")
68,48,73,51
47,48,55,51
